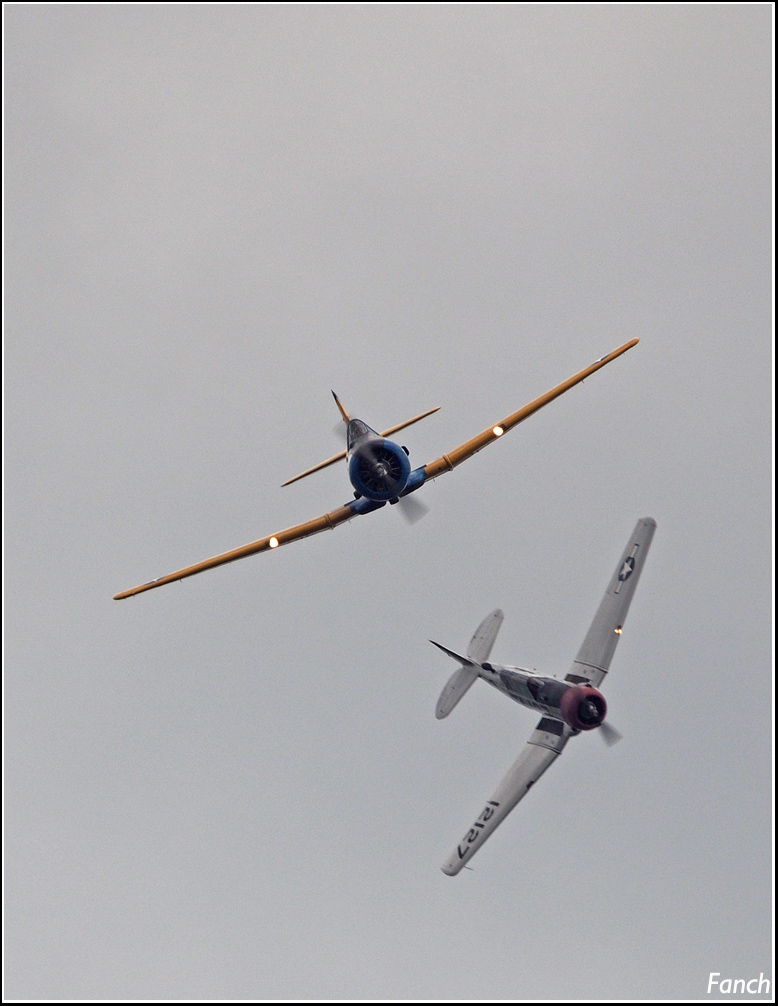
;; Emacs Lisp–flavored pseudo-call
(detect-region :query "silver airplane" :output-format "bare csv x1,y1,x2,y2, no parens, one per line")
431,516,656,875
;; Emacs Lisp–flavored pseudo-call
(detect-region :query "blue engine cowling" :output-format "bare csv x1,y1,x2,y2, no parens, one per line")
348,439,411,501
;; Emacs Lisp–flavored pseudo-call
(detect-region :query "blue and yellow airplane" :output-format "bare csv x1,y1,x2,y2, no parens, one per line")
114,339,637,599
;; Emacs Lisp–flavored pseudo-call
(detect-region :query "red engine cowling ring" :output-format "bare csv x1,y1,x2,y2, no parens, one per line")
560,685,607,731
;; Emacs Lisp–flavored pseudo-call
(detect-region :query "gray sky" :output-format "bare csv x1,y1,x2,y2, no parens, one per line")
5,5,772,1000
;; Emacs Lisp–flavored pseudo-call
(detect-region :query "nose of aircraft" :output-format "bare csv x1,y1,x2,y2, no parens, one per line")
559,684,607,731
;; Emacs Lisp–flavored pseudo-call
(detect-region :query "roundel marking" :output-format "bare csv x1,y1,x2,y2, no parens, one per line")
618,556,635,581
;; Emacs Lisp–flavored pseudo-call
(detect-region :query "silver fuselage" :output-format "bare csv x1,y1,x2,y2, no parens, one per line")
479,663,571,720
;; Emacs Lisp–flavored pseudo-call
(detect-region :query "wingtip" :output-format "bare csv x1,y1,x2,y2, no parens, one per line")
599,338,638,363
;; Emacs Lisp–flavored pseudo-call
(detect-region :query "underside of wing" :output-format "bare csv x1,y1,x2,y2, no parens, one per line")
566,516,657,688
113,499,377,599
441,717,570,876
422,339,638,481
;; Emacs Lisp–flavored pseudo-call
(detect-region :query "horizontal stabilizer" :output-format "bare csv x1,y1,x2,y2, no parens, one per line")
467,609,504,663
431,640,478,719
282,405,440,487
281,448,347,486
380,406,440,440
436,665,480,719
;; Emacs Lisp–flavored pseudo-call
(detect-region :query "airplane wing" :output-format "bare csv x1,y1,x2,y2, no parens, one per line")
442,717,570,875
422,339,638,480
565,516,657,689
113,499,370,599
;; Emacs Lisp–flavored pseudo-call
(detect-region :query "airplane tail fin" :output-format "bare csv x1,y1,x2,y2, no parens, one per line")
431,610,504,719
332,390,351,425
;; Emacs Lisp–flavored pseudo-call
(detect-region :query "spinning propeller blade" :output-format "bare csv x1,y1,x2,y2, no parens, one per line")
397,494,430,524
599,721,623,747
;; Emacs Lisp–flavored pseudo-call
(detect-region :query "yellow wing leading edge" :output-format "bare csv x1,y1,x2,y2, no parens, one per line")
422,338,638,479
114,339,638,599
113,503,357,599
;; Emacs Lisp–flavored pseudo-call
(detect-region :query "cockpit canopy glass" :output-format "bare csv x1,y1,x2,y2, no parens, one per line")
347,419,376,449
526,676,568,708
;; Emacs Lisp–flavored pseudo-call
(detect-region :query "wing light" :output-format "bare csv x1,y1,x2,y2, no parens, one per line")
614,626,622,634
114,502,358,598
422,338,639,482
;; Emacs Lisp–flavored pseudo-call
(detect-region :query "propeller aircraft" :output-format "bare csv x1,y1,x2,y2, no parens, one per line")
432,516,656,875
114,339,638,599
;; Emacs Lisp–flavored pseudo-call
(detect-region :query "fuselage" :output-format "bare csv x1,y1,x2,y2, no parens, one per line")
479,662,607,731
